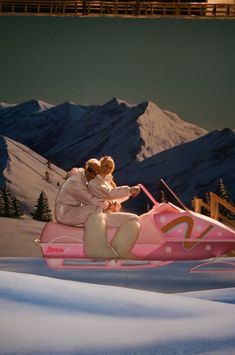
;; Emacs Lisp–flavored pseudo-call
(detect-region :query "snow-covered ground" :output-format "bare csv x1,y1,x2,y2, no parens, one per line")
0,217,44,257
1,258,235,354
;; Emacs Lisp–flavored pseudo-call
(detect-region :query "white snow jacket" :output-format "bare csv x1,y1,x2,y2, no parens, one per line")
55,168,109,225
88,174,131,203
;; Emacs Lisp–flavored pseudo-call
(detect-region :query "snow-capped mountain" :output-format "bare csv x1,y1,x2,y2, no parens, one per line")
136,102,206,160
1,127,234,213
0,98,234,212
0,98,207,171
120,127,235,211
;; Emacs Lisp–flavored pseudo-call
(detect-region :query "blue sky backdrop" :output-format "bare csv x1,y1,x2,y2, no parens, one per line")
0,16,234,130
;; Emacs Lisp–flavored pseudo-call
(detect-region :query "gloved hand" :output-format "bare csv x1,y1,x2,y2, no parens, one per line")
130,186,140,197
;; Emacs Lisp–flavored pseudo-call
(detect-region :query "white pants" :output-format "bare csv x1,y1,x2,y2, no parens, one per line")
84,212,140,259
105,211,139,227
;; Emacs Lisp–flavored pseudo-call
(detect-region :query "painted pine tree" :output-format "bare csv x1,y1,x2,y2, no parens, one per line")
0,188,24,218
1,187,15,217
0,190,4,217
12,197,24,217
216,178,231,202
31,191,52,222
216,178,235,220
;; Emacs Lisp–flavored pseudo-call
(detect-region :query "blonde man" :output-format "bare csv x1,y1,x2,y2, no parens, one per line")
88,156,140,259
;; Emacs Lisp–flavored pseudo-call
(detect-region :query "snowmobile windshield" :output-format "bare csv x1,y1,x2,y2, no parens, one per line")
157,179,189,212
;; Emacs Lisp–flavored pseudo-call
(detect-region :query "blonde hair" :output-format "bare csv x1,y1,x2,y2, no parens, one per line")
100,156,115,173
100,156,116,186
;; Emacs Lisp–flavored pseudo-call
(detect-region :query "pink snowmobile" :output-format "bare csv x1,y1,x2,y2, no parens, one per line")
35,181,235,272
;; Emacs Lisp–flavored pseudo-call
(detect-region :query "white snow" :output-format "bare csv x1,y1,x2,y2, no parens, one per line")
0,102,17,108
37,99,54,111
137,101,207,160
179,288,235,304
1,270,235,355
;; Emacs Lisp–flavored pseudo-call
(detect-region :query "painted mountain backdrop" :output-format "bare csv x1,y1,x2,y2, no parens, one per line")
0,98,234,213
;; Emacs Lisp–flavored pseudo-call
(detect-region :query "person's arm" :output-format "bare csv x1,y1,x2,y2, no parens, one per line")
66,175,110,210
89,178,131,202
66,167,80,179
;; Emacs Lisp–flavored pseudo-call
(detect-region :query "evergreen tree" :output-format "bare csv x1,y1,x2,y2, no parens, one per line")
1,187,15,217
0,188,24,218
31,191,52,222
12,197,24,217
216,178,231,202
216,178,235,220
0,190,4,217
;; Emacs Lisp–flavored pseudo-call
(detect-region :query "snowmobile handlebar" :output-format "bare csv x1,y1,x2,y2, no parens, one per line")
138,184,159,206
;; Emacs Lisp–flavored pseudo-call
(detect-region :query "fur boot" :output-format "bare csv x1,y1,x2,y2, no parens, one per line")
111,220,140,259
84,212,116,259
